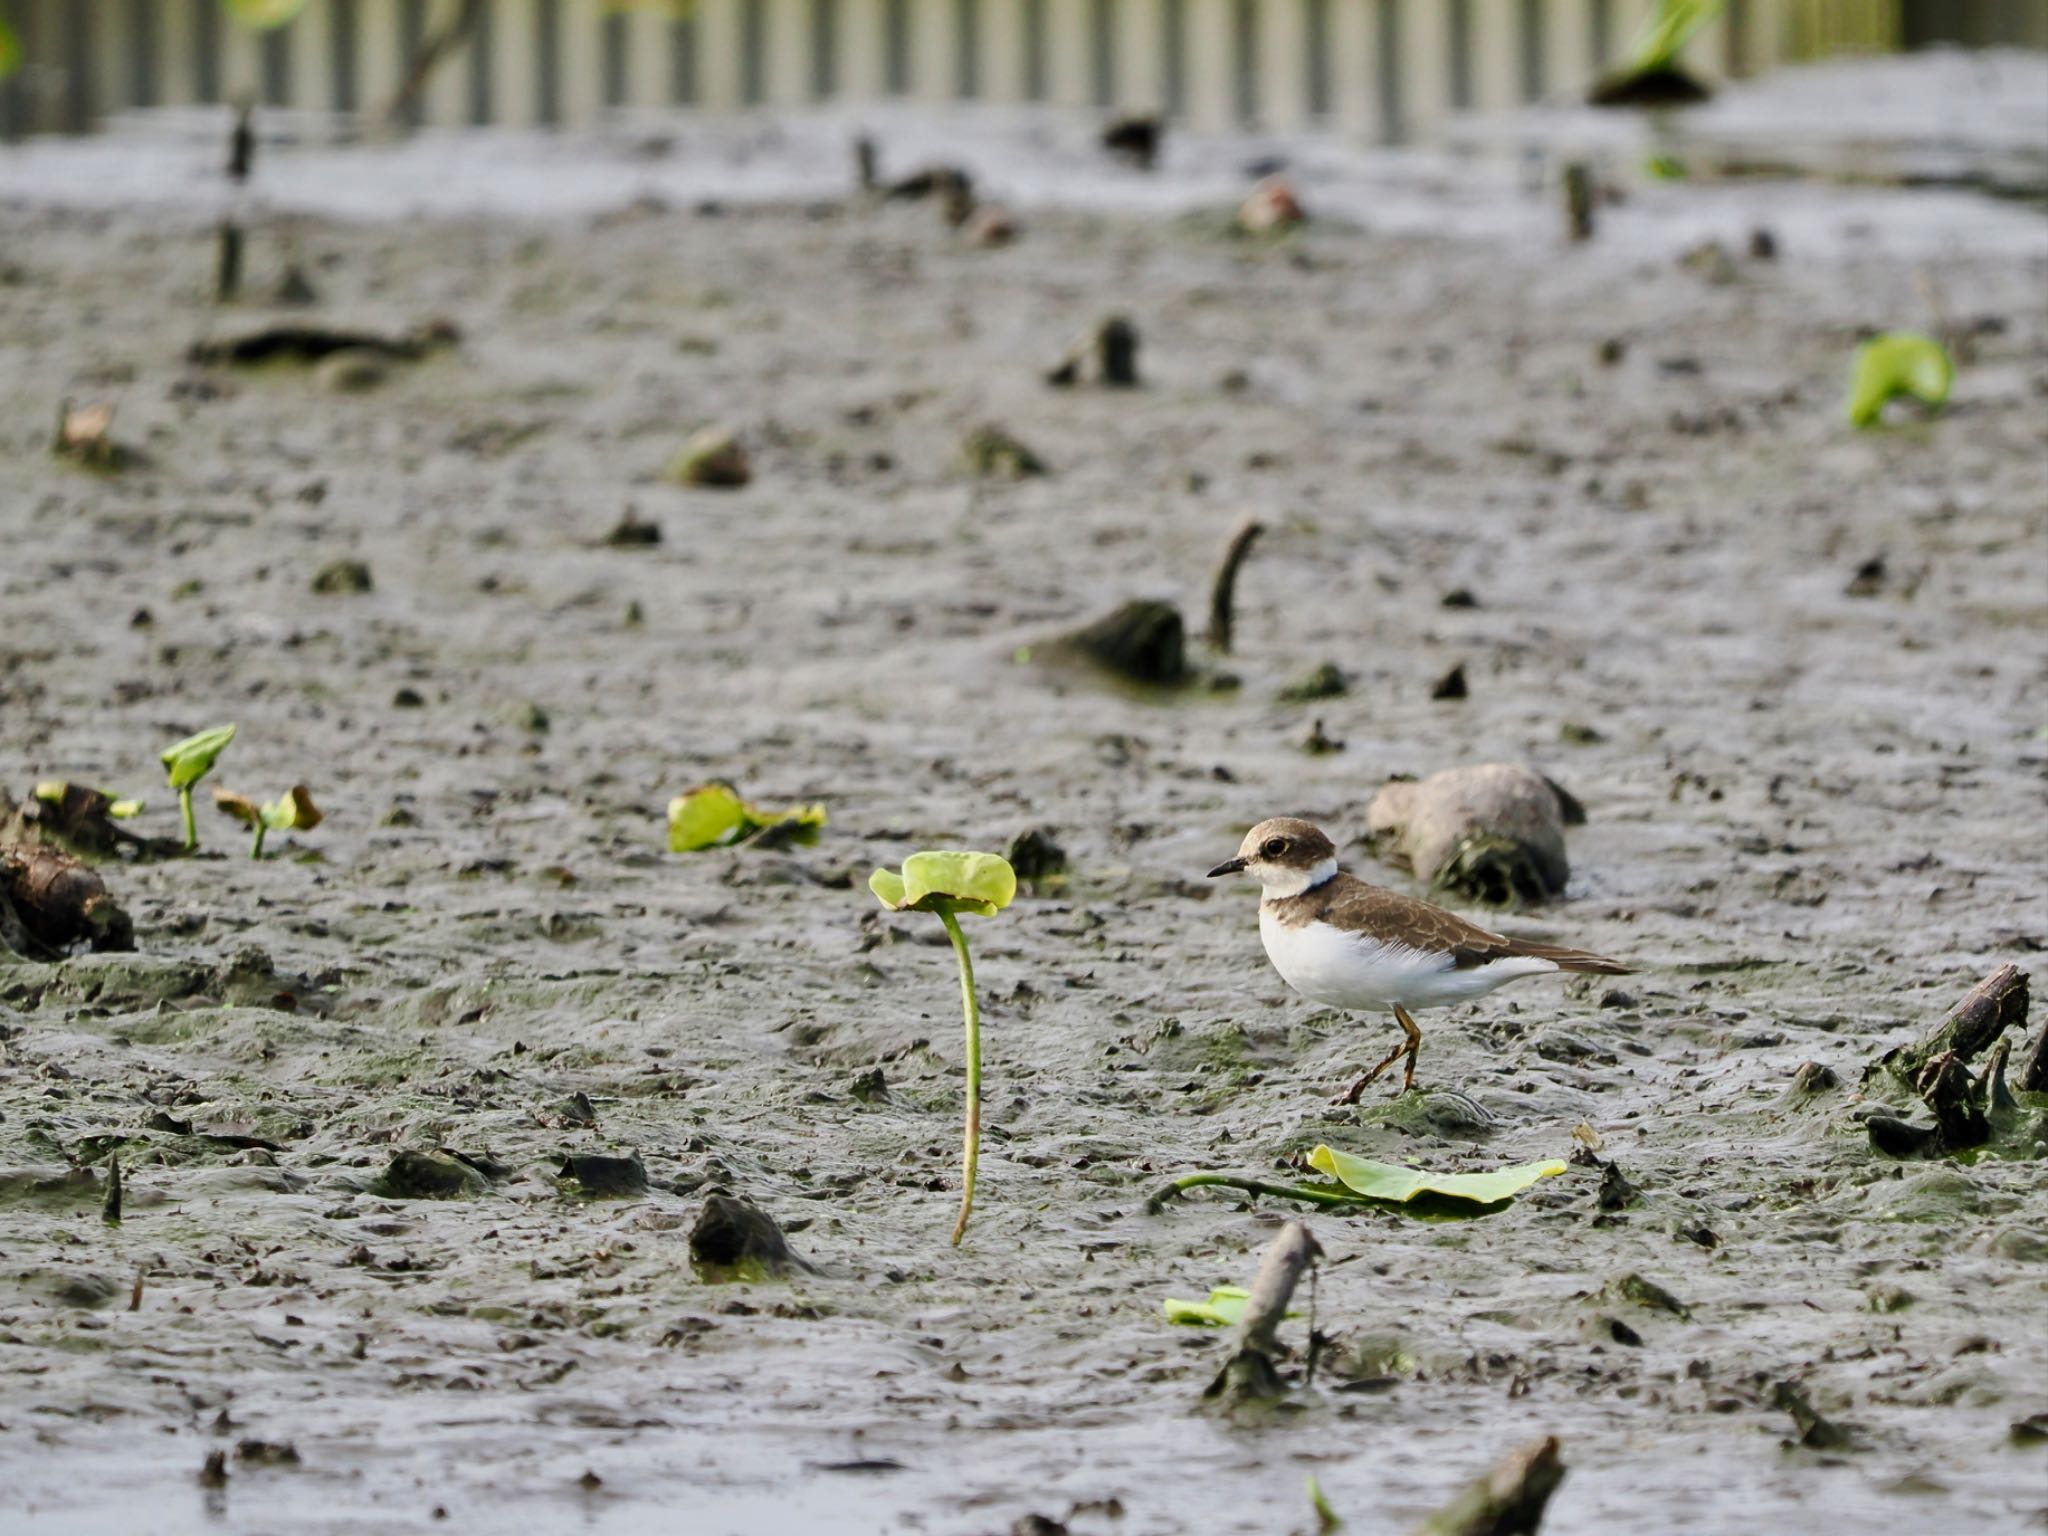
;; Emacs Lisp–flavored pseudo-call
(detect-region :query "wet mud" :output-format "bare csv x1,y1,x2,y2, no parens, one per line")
2,165,2046,1535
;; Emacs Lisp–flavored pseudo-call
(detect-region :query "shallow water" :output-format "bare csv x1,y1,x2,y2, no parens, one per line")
3,56,2047,1536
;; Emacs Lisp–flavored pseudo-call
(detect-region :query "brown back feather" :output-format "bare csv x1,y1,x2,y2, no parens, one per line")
1267,875,1631,974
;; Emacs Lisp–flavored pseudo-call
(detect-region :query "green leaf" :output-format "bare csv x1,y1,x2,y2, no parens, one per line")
1307,1145,1566,1205
667,782,824,852
0,21,20,83
214,789,262,827
107,799,143,819
902,851,1016,915
260,785,323,832
1162,1285,1253,1327
868,867,908,909
160,724,237,789
1631,0,1722,71
1846,332,1953,428
224,0,308,30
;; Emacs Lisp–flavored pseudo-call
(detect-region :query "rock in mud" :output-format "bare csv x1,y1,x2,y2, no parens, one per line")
1603,1272,1691,1320
1006,827,1068,884
0,839,134,956
1367,763,1581,905
1238,176,1305,234
1278,662,1348,702
960,423,1047,480
1046,315,1139,387
372,1150,484,1200
665,426,751,488
311,559,374,594
1057,600,1189,686
1411,1436,1566,1536
689,1193,802,1275
558,1153,648,1198
1771,1380,1855,1451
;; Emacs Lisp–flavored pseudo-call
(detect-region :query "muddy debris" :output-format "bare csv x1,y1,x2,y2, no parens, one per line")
1302,718,1345,755
1101,113,1163,170
188,318,458,367
311,558,374,594
51,400,138,471
1595,1161,1639,1212
371,1150,484,1200
1589,63,1713,109
1005,827,1068,885
558,1153,648,1198
101,1158,121,1225
235,1439,301,1467
1279,662,1348,703
315,348,394,394
1603,1272,1691,1320
664,424,751,488
197,1450,229,1490
602,508,661,547
1412,1435,1566,1536
1879,964,2029,1080
275,261,318,306
689,1192,805,1276
960,422,1047,479
5,781,155,860
1055,599,1189,687
1431,662,1470,700
1046,315,1139,387
1562,161,1597,242
215,219,242,302
1203,1220,1322,1409
1367,763,1582,905
1788,1060,1840,1096
962,204,1020,247
1771,1380,1856,1452
847,1066,888,1103
0,838,135,955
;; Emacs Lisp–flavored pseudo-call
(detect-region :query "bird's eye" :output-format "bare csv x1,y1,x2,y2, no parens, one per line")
1261,837,1288,858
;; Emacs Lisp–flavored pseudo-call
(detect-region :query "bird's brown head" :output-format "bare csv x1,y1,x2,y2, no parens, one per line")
1207,817,1339,897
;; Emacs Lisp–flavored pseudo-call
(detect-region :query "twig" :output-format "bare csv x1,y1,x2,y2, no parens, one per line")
1880,964,2028,1081
378,0,485,128
1205,517,1263,654
1148,1171,1369,1214
1204,1221,1322,1405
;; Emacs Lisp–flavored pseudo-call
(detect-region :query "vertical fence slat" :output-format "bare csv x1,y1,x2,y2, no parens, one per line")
977,0,1025,99
1396,0,1452,140
624,1,670,107
558,0,602,121
1181,0,1232,130
489,0,535,124
1605,0,1654,67
841,0,888,97
764,0,810,101
1469,0,1521,107
696,0,742,107
1330,0,1381,135
426,1,474,124
1256,0,1306,129
1543,0,1592,95
292,0,336,113
1044,0,1091,105
220,6,265,101
908,0,955,98
1115,0,1166,110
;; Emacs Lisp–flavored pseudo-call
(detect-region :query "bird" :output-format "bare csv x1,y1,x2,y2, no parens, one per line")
1207,816,1630,1099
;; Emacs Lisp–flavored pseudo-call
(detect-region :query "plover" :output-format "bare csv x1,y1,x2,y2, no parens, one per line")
1208,816,1630,1098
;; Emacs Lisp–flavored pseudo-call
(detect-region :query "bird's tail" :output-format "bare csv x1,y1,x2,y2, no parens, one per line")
1507,940,1632,975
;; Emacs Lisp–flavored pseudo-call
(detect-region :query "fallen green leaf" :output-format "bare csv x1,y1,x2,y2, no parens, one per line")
1306,1145,1566,1205
1162,1285,1252,1327
1846,331,1953,428
666,782,824,852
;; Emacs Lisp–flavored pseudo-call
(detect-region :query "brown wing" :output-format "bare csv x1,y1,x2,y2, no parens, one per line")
1291,876,1630,974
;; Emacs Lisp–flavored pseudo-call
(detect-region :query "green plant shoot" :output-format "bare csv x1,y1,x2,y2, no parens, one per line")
160,724,237,852
870,851,1017,1245
0,20,21,82
1631,0,1723,72
1846,332,1953,428
224,0,309,29
216,784,323,858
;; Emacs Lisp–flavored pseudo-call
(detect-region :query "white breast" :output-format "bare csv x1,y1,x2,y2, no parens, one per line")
1258,910,1559,1012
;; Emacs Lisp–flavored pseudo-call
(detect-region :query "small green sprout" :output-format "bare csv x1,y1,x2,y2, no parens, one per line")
215,784,323,858
1631,0,1722,73
667,783,826,852
1308,1475,1343,1533
1846,332,1953,428
159,724,237,852
869,850,1017,1245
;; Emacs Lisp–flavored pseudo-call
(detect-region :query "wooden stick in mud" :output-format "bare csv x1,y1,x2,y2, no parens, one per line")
1883,964,2029,1081
1204,1220,1321,1405
379,0,486,127
2019,1017,2048,1095
1411,1436,1567,1536
1204,517,1263,655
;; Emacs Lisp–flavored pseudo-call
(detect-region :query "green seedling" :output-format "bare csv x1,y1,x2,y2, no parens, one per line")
224,0,308,28
1846,332,1953,428
0,20,20,82
1308,1475,1343,1533
667,782,824,852
34,782,143,819
159,724,237,852
869,850,1017,1245
215,784,323,858
1631,0,1722,72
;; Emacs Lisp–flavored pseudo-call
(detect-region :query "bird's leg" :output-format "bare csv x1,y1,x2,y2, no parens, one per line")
1337,1029,1411,1105
1393,1004,1423,1094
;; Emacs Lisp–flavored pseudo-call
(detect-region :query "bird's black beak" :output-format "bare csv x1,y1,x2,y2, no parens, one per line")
1207,856,1248,878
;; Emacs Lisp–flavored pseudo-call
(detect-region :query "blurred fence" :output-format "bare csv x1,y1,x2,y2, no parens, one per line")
0,0,2003,142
